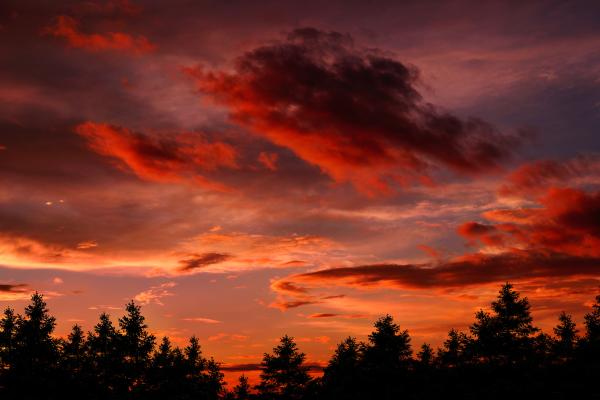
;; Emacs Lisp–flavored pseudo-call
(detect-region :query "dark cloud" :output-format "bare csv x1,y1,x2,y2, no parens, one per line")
271,300,319,311
178,252,231,271
221,362,323,372
220,363,261,372
277,252,600,292
187,27,521,194
308,313,338,318
0,283,28,292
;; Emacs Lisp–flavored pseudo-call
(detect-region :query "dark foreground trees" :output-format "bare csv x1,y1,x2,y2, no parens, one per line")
0,294,224,400
0,283,599,399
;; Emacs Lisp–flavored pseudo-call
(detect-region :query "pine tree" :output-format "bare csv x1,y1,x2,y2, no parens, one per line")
60,324,88,397
362,315,412,400
553,312,578,360
322,337,362,400
63,324,86,370
364,314,412,368
439,329,469,367
206,357,225,399
185,335,205,375
233,375,252,400
0,307,16,369
471,283,538,364
584,294,600,342
11,293,59,396
87,312,121,396
257,335,310,400
119,301,155,394
417,343,434,366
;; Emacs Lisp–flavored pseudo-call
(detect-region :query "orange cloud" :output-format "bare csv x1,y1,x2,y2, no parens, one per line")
75,122,237,191
208,333,249,342
182,317,221,324
133,282,176,305
45,15,155,54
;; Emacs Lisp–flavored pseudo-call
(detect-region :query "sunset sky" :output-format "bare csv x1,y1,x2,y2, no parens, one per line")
1,0,600,384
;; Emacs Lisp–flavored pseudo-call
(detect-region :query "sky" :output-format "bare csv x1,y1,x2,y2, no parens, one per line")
1,0,600,385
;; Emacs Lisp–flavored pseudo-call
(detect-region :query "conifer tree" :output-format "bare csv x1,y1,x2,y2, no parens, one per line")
417,343,434,366
11,293,58,396
362,315,412,400
322,337,362,400
233,375,252,400
119,301,155,394
584,295,600,343
471,283,538,364
553,312,578,360
0,307,16,369
87,312,121,396
257,335,310,400
439,328,468,367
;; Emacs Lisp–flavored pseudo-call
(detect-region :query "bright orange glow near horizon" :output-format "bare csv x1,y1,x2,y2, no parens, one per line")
1,0,599,387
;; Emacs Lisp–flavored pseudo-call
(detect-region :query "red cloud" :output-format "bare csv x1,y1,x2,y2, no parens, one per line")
186,28,520,195
75,122,237,191
270,179,600,304
45,15,155,54
461,187,600,257
499,156,599,197
258,151,278,171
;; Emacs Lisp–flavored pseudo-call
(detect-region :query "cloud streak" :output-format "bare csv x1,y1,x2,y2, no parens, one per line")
45,15,155,54
178,252,232,272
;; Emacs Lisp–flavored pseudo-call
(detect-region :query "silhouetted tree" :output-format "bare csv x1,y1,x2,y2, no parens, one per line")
87,312,122,397
584,294,600,343
146,336,172,397
119,301,155,395
0,283,597,400
59,324,88,398
257,335,310,400
580,294,600,366
10,293,59,398
438,328,469,367
362,315,412,399
321,337,362,400
0,307,16,369
233,375,252,400
206,357,226,398
417,343,434,366
471,283,538,364
553,312,577,361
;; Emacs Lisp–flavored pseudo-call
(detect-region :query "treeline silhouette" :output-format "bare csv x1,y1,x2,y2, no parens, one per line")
0,283,598,399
